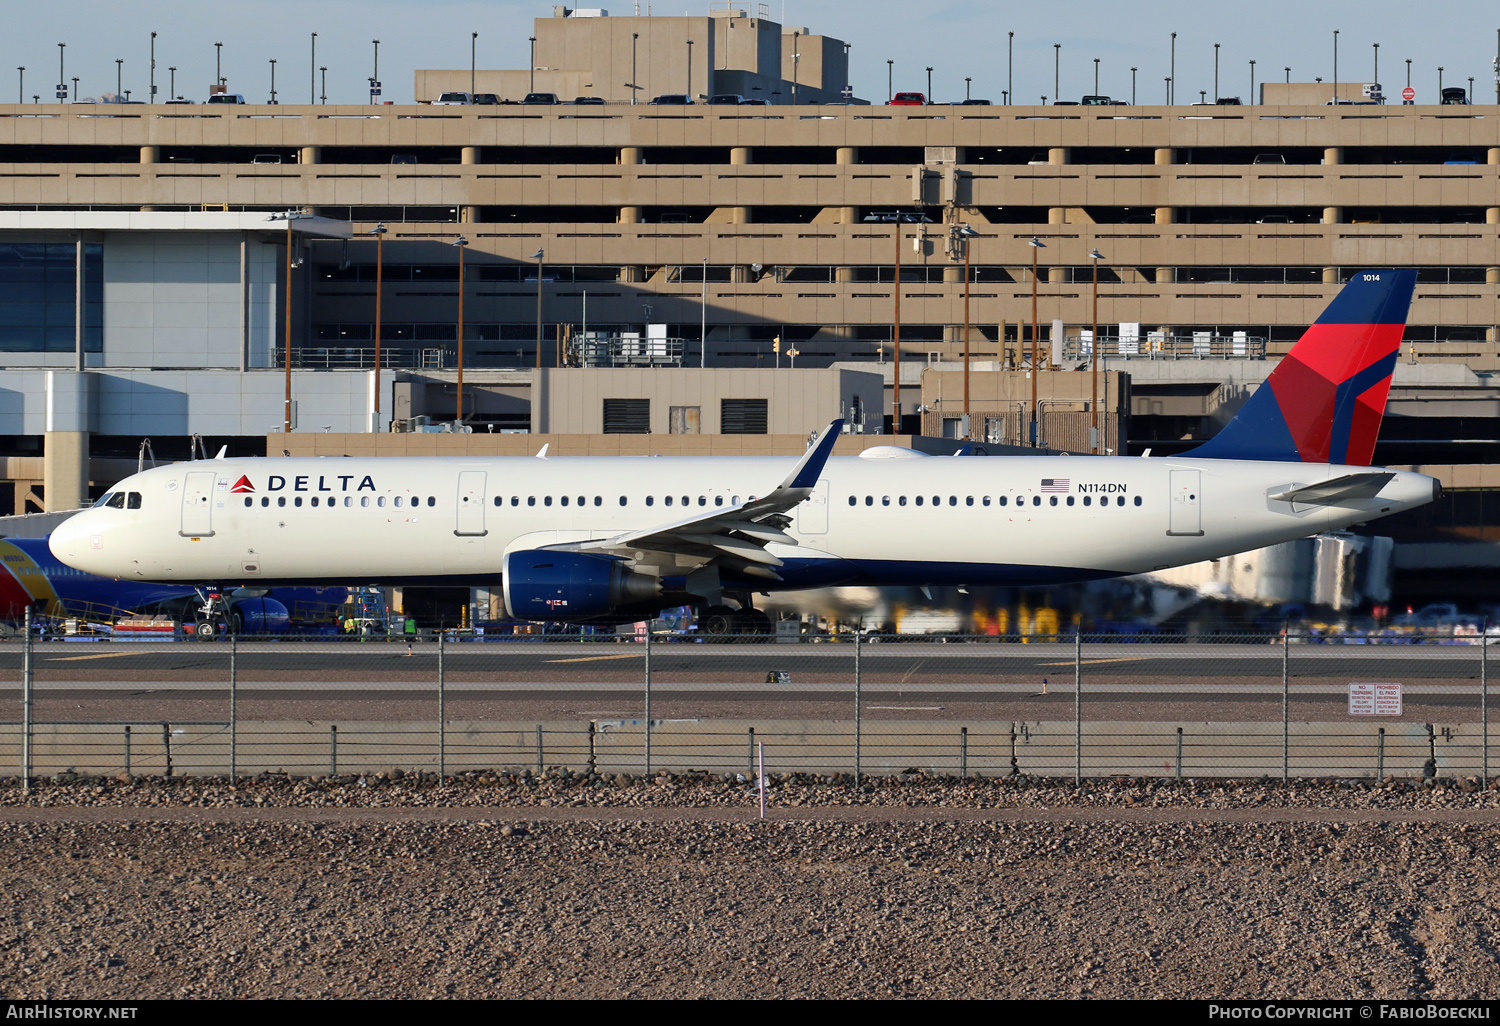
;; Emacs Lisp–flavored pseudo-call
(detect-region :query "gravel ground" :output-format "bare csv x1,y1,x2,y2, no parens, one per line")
5,775,1500,1000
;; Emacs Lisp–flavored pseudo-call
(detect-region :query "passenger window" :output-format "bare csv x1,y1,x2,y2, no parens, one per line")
898,496,907,506
544,496,552,507
261,497,270,507
394,496,404,508
244,497,252,508
848,496,856,506
865,496,873,506
1083,495,1092,506
595,497,603,507
1049,496,1058,506
915,496,924,506
1134,496,1142,506
881,496,890,506
997,496,1006,507
619,496,628,506
428,496,436,507
127,492,142,509
665,496,674,506
1032,496,1041,507
965,496,973,507
732,495,741,504
278,497,287,507
714,496,723,507
512,497,520,507
698,496,706,506
932,496,939,507
311,497,319,507
360,496,370,508
949,496,957,506
493,496,502,507
345,497,354,507
527,497,536,507
1117,496,1126,506
1066,496,1074,506
560,496,569,507
646,496,654,506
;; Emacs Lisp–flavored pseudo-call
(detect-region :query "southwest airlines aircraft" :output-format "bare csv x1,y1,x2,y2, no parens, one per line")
51,271,1438,636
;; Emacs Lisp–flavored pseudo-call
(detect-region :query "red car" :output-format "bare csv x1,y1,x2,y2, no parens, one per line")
891,91,926,106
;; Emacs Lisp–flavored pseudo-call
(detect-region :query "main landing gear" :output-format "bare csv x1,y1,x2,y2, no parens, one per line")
699,603,773,641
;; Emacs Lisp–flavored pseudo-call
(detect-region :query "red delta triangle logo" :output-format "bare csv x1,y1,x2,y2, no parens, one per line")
229,476,255,494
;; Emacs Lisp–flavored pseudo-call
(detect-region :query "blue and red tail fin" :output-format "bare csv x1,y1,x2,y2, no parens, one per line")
1184,269,1415,465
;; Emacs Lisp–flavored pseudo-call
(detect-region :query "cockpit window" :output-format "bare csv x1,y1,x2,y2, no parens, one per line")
126,492,142,510
93,492,116,508
105,493,126,509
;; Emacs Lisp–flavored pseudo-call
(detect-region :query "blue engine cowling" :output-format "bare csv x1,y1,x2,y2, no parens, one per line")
229,595,291,634
503,550,660,621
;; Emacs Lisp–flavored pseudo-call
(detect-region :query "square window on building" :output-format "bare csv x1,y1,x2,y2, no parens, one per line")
603,398,650,434
669,406,701,434
721,398,768,435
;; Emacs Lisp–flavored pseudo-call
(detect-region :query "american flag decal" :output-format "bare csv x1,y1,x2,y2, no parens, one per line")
1040,478,1070,493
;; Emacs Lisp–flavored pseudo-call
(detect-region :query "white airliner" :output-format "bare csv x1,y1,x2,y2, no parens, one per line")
51,271,1439,636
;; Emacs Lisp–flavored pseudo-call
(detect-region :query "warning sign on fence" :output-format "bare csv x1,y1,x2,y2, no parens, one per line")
1349,682,1402,716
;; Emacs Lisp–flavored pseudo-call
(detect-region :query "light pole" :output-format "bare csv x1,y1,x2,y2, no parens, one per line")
1007,32,1013,106
310,33,316,105
1250,60,1256,104
1093,57,1099,95
1439,66,1444,96
699,256,707,368
950,223,979,430
150,32,156,104
532,249,545,369
115,59,123,100
887,59,893,103
1214,43,1219,101
631,33,638,105
452,236,468,422
1089,248,1104,454
1333,29,1339,103
791,33,799,104
529,37,536,94
57,43,65,103
369,223,387,431
215,42,222,87
926,66,932,103
965,76,971,101
1028,236,1046,446
1131,67,1136,105
371,40,380,104
1169,32,1175,104
1053,44,1060,102
687,39,694,98
268,211,310,433
71,77,77,103
470,32,477,96
864,211,928,431
169,66,175,101
1373,43,1379,100
320,67,327,104
269,59,277,104
15,68,22,106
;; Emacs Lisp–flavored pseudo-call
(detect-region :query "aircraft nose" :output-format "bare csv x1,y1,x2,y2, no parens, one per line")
48,512,93,568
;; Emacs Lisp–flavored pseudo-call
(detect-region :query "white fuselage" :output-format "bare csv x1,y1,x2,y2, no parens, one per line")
49,453,1437,596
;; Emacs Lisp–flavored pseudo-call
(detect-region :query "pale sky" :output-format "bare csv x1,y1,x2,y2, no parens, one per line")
4,0,1498,105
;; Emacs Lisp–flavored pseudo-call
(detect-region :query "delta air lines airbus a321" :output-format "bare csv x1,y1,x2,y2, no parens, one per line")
51,271,1439,636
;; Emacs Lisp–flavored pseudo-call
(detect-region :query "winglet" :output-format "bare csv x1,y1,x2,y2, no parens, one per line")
213,445,229,459
778,420,843,492
535,443,549,459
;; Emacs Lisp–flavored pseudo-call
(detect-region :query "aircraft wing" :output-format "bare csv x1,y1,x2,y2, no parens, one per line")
1269,472,1396,505
573,419,844,578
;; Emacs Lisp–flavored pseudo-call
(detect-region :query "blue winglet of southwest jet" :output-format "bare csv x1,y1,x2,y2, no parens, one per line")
781,419,844,492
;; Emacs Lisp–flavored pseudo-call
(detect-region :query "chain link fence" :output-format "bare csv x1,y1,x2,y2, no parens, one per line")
0,614,1492,785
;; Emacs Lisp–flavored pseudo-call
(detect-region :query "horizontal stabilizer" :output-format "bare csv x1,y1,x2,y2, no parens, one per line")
1270,472,1395,505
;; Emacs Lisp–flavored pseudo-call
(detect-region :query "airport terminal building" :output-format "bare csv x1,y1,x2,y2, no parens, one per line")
0,6,1497,602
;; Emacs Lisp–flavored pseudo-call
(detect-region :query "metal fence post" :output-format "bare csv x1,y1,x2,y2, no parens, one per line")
643,625,653,776
536,725,543,774
1482,626,1489,782
330,724,337,776
21,605,32,792
1377,727,1385,781
437,630,446,779
748,726,755,778
1175,726,1183,779
1282,624,1290,783
960,726,968,778
124,725,131,776
1074,628,1082,786
853,631,862,782
228,629,237,779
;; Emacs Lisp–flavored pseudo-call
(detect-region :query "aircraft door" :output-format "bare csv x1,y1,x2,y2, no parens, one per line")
180,471,216,537
455,471,488,536
1167,469,1203,536
796,480,829,535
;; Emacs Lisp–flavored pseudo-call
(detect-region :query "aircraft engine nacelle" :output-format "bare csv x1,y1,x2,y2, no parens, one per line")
228,595,291,634
502,550,660,621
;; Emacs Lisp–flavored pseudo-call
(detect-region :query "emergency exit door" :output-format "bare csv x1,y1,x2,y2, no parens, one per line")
1167,469,1203,536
